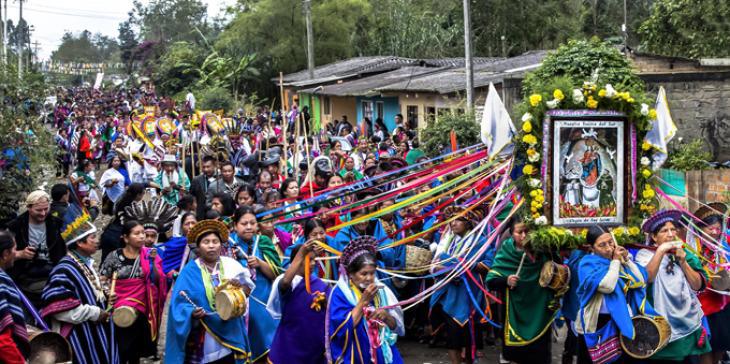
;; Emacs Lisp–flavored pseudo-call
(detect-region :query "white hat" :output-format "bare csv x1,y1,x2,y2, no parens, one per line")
161,154,177,165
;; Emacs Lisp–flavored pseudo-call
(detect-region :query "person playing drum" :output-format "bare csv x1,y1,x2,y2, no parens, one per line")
575,225,654,363
429,205,494,364
100,220,168,364
0,230,30,364
41,209,119,363
165,219,255,363
486,217,556,364
634,210,711,362
691,203,730,364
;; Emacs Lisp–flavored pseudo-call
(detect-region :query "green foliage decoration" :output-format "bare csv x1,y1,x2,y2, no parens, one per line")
514,40,660,252
523,39,644,97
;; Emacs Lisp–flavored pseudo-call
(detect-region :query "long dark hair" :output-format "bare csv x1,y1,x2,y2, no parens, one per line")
234,205,257,224
586,225,609,246
121,219,143,240
279,178,298,198
0,230,15,255
235,183,256,206
304,218,326,239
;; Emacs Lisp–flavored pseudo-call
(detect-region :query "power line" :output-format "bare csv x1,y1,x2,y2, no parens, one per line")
7,5,125,20
21,1,125,16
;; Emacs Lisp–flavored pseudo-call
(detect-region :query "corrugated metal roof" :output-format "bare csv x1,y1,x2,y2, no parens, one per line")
298,66,447,96
376,51,549,94
281,56,416,85
279,57,503,86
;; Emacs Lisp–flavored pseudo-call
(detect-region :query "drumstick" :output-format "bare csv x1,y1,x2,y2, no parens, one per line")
107,272,118,311
179,291,213,316
515,252,527,278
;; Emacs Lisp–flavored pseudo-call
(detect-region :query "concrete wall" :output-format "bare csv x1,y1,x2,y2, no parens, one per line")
325,96,357,127
642,73,730,161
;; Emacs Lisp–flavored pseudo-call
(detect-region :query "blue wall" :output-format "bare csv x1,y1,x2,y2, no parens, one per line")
355,96,400,132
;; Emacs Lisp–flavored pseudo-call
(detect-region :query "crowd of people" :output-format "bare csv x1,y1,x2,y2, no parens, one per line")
0,85,729,364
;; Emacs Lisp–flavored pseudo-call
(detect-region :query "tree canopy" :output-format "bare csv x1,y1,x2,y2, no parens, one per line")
51,31,119,63
639,0,730,58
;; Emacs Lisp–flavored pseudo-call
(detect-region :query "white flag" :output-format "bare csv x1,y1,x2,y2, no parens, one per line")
480,83,516,158
644,86,677,170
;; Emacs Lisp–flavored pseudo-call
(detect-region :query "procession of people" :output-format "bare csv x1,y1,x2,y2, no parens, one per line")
1,84,730,364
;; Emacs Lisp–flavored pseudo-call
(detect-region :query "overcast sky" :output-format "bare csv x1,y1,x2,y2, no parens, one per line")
3,0,235,60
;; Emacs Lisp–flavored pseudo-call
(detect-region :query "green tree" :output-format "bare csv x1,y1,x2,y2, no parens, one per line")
639,0,730,58
362,0,462,58
0,66,56,221
421,112,479,157
472,0,584,57
51,30,119,63
118,19,139,74
153,41,204,96
131,0,210,46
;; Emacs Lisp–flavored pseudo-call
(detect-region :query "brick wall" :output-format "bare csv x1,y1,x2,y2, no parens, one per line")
686,170,730,212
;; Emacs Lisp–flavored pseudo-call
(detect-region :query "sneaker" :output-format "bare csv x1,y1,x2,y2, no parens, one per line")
499,354,510,364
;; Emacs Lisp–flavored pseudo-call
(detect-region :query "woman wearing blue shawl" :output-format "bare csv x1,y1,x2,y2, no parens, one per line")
429,206,495,364
633,210,710,362
228,206,281,363
283,219,341,280
326,235,404,364
575,225,653,363
165,219,255,364
157,212,197,275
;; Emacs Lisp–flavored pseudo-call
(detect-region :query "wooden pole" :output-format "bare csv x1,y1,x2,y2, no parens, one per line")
190,130,196,177
295,112,302,181
302,112,314,199
280,72,288,178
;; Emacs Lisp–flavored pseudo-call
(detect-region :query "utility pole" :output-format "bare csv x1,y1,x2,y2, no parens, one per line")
32,39,38,67
2,0,7,72
17,0,23,80
463,0,474,113
622,0,628,54
303,0,314,79
1,0,4,72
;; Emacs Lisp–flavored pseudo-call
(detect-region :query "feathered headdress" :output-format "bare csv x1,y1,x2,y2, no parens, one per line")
61,182,97,245
123,198,179,233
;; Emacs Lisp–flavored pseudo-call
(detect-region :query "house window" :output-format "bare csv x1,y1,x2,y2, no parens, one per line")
362,101,373,121
455,108,465,115
426,106,436,124
437,108,451,118
323,96,331,115
406,105,418,128
376,101,384,121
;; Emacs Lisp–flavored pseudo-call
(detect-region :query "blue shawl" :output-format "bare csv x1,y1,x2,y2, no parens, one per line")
165,260,251,363
577,254,655,339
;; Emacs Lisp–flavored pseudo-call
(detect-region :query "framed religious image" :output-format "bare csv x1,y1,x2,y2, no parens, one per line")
548,111,627,227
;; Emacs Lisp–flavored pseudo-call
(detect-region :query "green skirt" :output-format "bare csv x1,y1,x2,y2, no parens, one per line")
651,326,711,360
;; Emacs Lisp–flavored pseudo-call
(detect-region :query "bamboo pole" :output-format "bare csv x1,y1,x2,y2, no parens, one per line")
279,72,288,178
302,112,314,199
